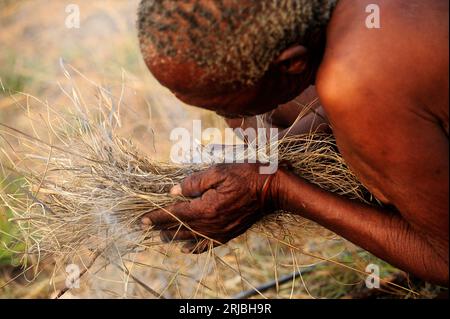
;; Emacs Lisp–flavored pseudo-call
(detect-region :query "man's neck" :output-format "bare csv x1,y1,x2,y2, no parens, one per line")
299,0,339,46
301,0,339,83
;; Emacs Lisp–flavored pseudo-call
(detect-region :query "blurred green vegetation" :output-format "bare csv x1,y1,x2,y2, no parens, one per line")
0,178,25,267
0,209,20,266
0,53,31,96
297,251,399,298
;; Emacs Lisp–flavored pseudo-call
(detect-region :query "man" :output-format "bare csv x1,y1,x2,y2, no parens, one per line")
137,0,449,285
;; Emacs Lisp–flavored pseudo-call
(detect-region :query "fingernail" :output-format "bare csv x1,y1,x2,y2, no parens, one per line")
181,246,191,254
170,184,182,196
141,217,152,225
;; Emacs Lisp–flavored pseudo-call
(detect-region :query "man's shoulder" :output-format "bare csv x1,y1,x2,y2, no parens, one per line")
317,0,448,112
315,49,385,117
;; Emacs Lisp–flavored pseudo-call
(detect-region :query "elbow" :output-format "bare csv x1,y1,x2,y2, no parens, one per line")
429,257,449,287
415,252,449,287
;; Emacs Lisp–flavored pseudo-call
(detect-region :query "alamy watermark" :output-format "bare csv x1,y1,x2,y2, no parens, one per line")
65,4,80,29
365,263,381,289
366,4,381,29
65,263,81,289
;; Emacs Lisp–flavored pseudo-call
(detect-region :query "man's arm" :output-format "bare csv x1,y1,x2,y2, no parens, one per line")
271,169,449,286
225,86,331,138
310,45,449,286
143,151,448,286
144,77,448,286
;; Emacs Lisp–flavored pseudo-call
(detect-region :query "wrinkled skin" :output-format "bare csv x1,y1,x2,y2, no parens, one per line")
147,45,317,119
142,164,273,252
141,0,449,285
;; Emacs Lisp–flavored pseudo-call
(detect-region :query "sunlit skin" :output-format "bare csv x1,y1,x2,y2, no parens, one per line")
141,0,449,285
224,86,331,138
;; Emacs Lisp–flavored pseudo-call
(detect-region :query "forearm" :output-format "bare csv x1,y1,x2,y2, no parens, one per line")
225,106,330,141
272,169,449,285
278,106,330,137
225,86,330,137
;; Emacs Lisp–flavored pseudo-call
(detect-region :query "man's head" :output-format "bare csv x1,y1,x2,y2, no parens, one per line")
138,0,337,117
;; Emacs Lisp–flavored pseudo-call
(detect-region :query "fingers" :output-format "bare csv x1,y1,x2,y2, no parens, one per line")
143,166,227,227
142,195,212,229
179,167,226,198
142,167,225,227
159,228,219,255
159,226,220,254
159,229,197,243
141,202,192,229
160,231,226,254
169,184,182,196
181,239,212,254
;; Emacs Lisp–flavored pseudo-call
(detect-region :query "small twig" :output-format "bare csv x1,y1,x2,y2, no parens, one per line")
232,266,316,299
55,250,102,299
112,262,165,299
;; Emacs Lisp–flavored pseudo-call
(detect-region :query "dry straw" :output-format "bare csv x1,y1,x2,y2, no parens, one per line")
0,66,386,297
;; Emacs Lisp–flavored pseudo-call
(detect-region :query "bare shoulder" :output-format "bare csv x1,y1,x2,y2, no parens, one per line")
313,0,449,216
316,0,449,120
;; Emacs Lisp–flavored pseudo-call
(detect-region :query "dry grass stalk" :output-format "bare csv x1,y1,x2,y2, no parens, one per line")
0,71,382,297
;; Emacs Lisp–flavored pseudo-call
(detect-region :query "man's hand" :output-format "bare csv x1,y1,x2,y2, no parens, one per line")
141,164,277,253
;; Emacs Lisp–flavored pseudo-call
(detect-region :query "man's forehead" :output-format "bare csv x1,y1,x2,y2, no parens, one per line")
139,0,338,89
146,55,233,95
138,0,279,86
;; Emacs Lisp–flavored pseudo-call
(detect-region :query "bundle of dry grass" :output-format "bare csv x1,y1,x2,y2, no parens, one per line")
0,69,378,295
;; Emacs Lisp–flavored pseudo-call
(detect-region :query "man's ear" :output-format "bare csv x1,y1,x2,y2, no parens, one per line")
273,45,308,75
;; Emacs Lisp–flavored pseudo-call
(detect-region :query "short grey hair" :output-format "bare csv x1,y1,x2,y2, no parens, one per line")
138,0,337,86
